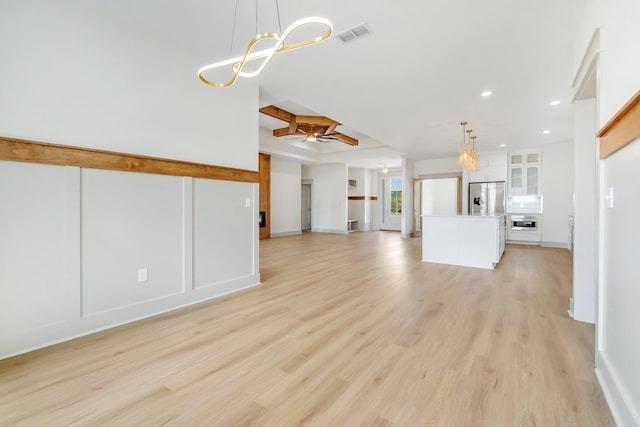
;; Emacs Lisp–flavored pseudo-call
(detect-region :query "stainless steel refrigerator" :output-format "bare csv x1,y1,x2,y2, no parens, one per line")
468,181,505,215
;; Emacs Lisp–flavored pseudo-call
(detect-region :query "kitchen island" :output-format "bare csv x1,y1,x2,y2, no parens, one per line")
421,214,506,269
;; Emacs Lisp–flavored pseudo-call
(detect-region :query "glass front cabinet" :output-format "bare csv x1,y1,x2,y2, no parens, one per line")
509,150,540,196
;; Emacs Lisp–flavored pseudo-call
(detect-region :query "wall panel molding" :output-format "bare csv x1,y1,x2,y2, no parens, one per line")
348,196,378,201
597,90,640,159
0,136,259,183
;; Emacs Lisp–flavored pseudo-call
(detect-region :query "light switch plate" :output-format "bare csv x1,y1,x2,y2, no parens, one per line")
606,187,614,209
137,268,148,283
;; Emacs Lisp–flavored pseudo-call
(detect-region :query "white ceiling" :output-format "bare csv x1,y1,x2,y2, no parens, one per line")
84,0,581,170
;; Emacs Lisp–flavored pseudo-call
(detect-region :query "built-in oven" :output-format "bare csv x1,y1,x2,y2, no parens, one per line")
510,215,538,231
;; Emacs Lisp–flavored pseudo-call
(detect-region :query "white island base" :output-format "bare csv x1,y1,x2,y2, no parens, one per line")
421,215,505,269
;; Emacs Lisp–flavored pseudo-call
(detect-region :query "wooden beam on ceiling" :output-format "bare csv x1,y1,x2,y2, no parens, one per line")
259,105,294,123
332,133,359,146
296,124,329,136
294,115,340,127
325,123,338,135
273,127,294,137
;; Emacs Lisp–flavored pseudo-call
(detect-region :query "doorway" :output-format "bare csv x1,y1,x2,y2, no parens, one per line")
380,175,402,231
413,175,462,236
301,183,311,231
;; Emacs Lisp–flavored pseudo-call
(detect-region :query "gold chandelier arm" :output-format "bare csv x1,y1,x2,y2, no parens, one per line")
198,17,333,88
273,17,334,54
198,32,281,88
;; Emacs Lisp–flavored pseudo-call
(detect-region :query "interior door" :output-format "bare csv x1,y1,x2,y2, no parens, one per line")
380,175,402,231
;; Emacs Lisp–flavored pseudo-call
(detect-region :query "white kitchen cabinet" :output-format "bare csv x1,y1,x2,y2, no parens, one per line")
509,150,540,196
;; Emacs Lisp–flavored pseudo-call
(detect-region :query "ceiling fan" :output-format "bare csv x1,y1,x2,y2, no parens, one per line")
259,105,358,146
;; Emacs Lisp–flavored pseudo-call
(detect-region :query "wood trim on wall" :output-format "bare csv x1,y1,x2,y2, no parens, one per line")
597,90,640,159
347,196,378,201
0,136,259,182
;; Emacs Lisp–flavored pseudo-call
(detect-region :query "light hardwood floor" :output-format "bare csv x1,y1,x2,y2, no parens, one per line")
0,232,614,426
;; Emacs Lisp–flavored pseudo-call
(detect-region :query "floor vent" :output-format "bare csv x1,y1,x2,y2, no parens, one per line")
337,23,372,44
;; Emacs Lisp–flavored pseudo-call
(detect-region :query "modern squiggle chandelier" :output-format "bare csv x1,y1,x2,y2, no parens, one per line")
458,121,479,171
197,2,333,88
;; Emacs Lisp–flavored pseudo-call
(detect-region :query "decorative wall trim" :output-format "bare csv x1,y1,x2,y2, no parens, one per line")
270,231,303,238
597,90,640,159
541,241,569,249
0,136,260,182
596,351,640,427
311,228,348,235
348,196,378,201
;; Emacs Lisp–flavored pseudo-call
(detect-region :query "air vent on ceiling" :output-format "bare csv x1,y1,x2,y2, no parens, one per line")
337,23,372,44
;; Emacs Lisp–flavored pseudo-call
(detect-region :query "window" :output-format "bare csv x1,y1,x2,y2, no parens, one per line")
390,178,402,216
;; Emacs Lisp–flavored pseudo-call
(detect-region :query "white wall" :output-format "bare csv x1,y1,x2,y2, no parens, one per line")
0,3,260,358
597,2,640,130
367,169,380,231
0,1,258,171
401,158,415,238
0,162,259,358
576,0,640,425
348,168,367,231
415,157,461,176
302,164,348,234
573,99,598,324
422,179,458,216
541,141,574,247
270,157,302,237
601,138,640,427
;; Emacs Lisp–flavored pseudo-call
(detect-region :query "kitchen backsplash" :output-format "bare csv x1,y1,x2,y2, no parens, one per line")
507,195,542,213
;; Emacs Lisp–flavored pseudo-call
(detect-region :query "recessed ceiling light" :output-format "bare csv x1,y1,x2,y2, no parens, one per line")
542,129,551,134
499,144,506,148
481,90,492,97
550,100,561,106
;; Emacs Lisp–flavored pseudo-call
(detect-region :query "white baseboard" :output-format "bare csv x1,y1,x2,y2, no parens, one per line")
270,230,302,237
506,240,541,246
311,228,348,235
567,297,574,318
541,241,569,248
595,350,640,427
0,275,261,360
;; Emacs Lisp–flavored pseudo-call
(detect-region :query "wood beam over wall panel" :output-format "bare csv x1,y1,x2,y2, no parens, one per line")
598,90,640,159
0,136,259,183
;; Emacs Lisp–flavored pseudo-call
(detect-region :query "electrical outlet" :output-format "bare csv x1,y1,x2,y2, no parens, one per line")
137,268,148,283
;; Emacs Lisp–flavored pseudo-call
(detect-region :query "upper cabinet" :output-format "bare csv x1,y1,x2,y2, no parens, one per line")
466,150,508,183
509,150,540,196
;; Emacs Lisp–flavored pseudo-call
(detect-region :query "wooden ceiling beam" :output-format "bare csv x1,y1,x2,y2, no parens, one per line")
259,105,356,146
325,123,338,135
288,122,298,134
294,115,340,127
273,127,295,137
259,105,294,123
332,133,359,146
296,124,329,135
